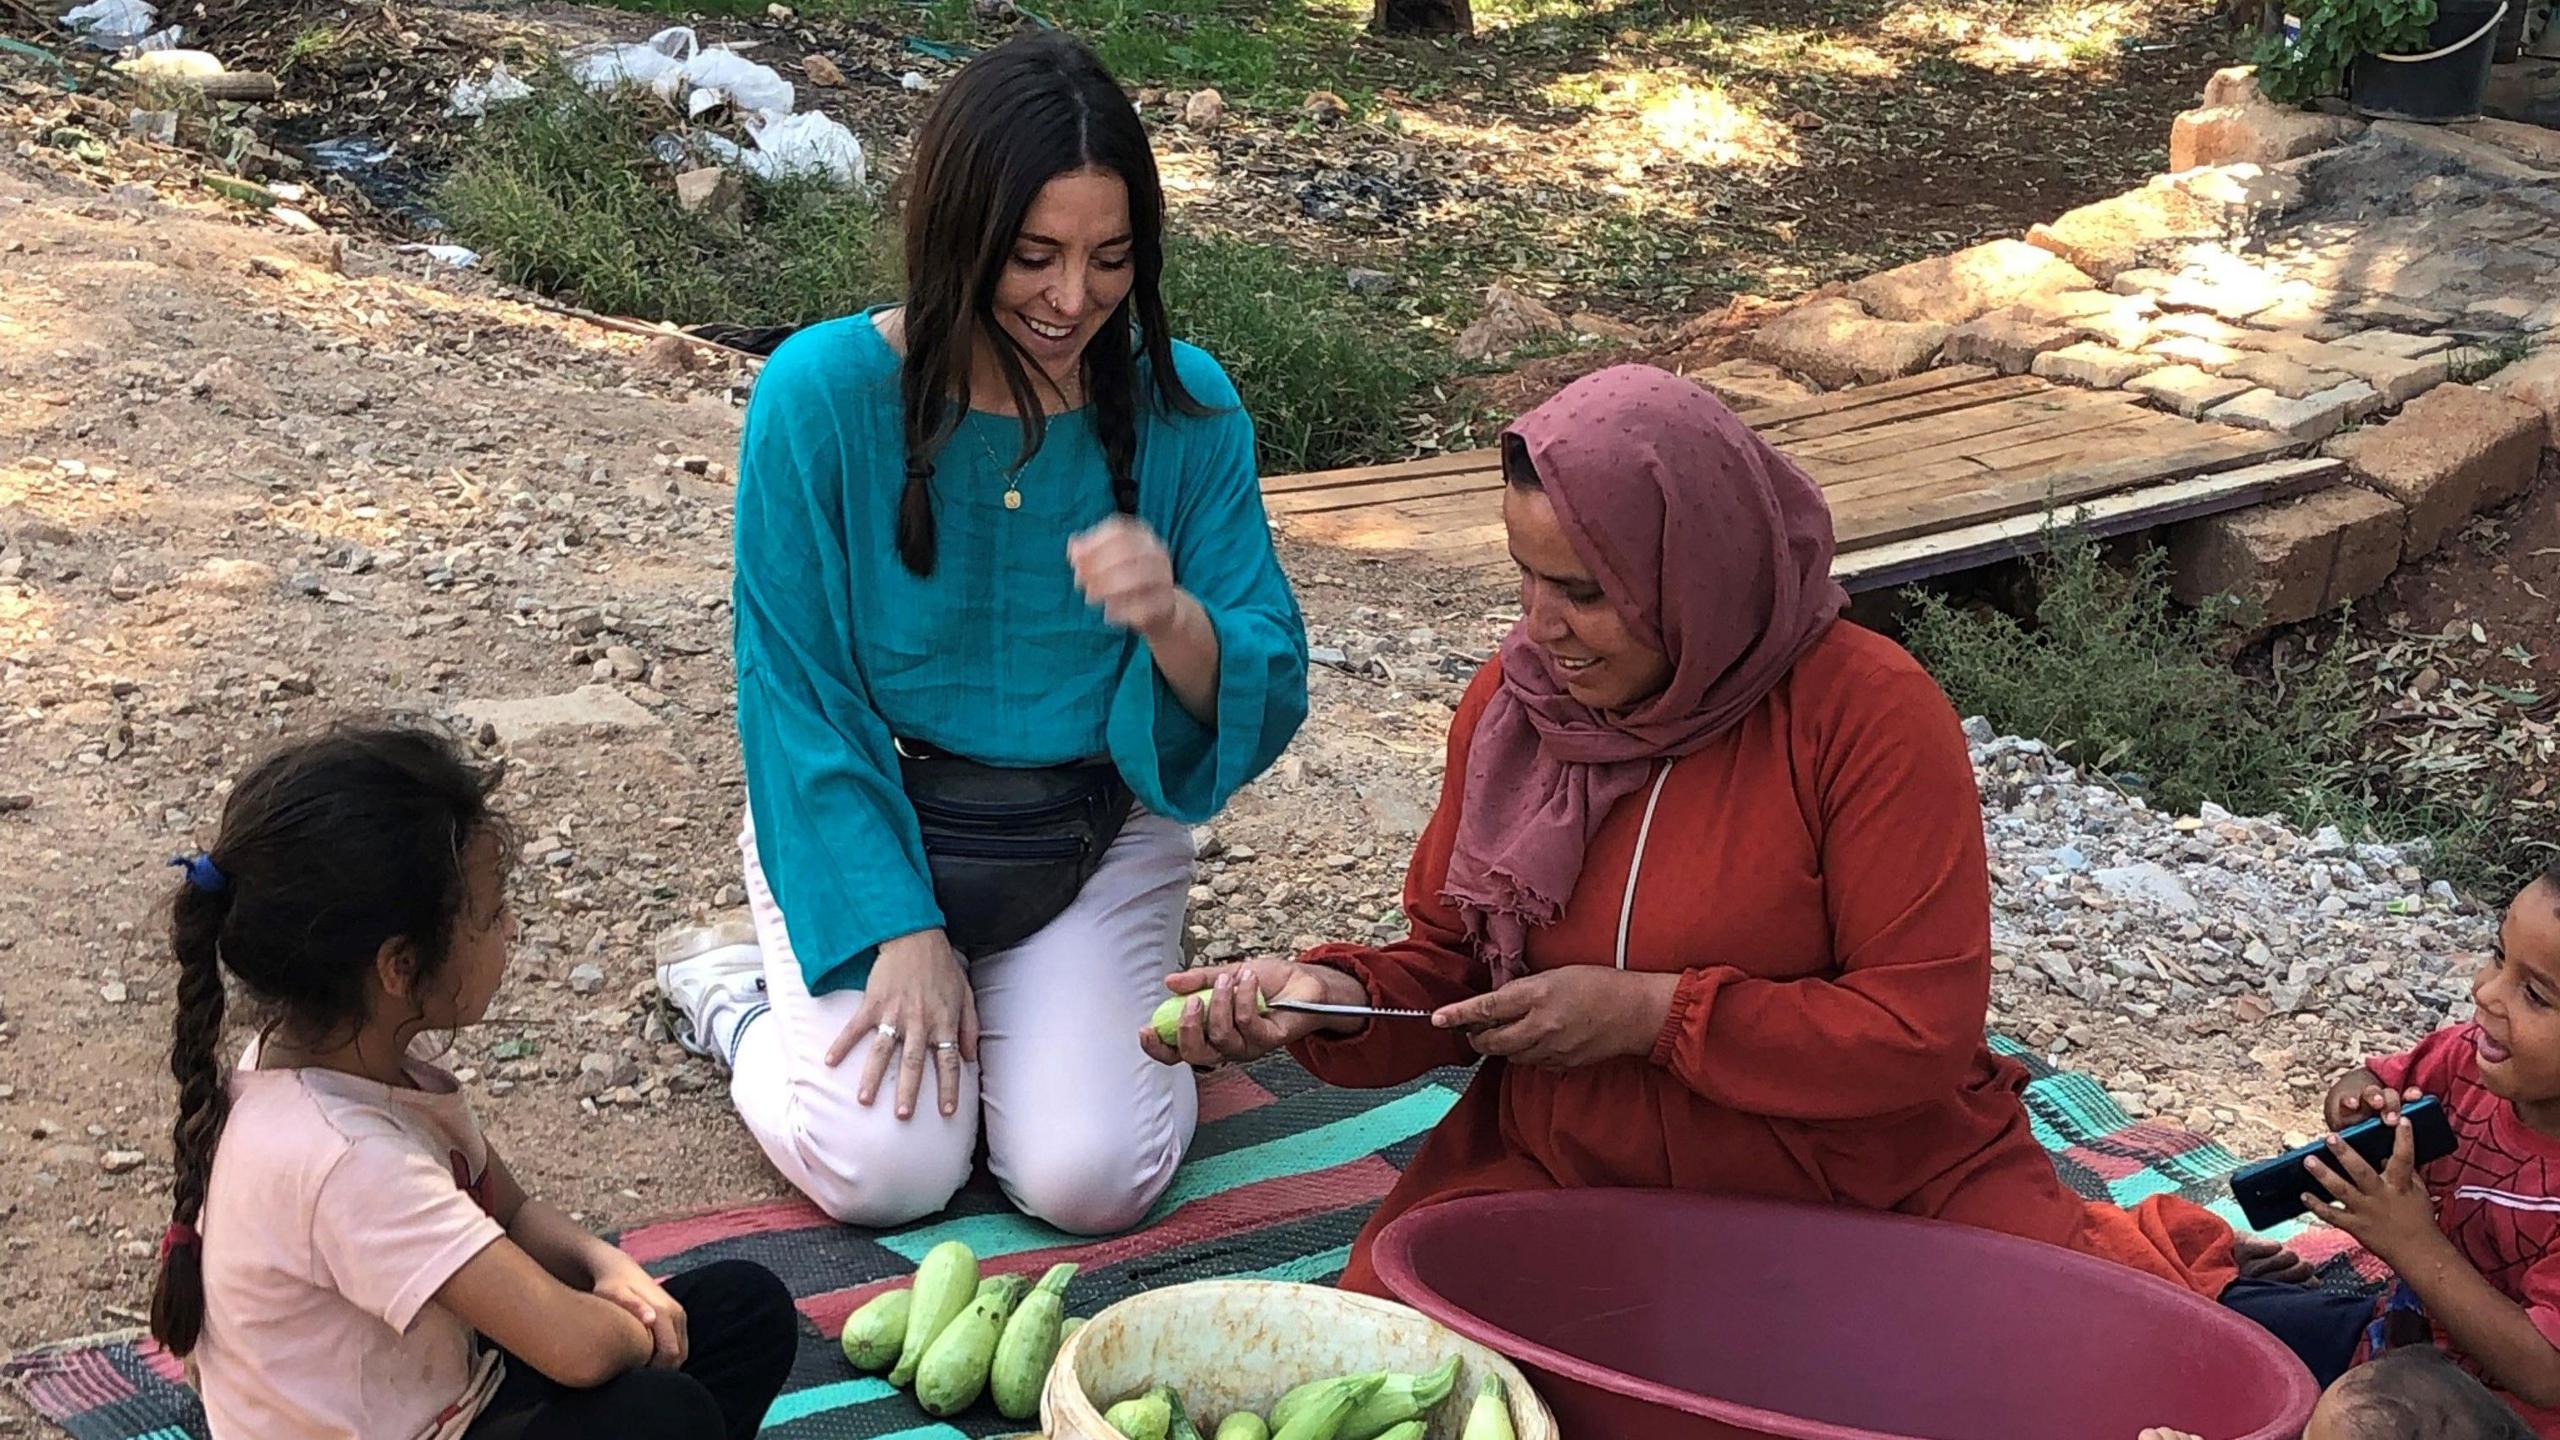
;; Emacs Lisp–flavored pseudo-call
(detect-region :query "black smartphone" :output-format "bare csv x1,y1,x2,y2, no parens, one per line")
2229,1094,2458,1232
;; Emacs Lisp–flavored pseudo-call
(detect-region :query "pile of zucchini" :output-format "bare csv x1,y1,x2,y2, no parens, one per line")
838,1240,1083,1421
1101,1357,1517,1440
840,1238,1523,1440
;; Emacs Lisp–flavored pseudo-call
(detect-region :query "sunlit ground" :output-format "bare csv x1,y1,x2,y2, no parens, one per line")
1127,0,2238,321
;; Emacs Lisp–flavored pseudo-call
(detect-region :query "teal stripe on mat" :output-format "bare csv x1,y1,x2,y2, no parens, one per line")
880,1086,1457,1262
759,1378,895,1429
1153,1087,1455,1213
2033,1069,2127,1136
2022,1105,2068,1155
2107,1170,2181,1207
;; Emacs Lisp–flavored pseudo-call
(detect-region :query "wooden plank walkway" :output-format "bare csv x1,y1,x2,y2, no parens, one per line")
1265,368,2323,591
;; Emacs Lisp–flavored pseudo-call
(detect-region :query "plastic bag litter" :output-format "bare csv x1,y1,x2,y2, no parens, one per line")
568,25,792,117
132,26,183,50
448,60,533,117
117,46,222,79
679,45,792,118
63,0,156,46
398,243,481,268
307,136,393,171
568,25,695,98
696,109,867,187
568,22,866,189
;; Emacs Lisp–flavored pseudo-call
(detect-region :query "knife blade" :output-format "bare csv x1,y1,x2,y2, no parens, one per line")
1266,998,1436,1021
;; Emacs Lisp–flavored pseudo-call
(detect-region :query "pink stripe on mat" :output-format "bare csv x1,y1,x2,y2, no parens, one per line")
1196,1068,1278,1125
2115,1122,2221,1159
797,1155,1400,1335
22,1348,139,1413
620,1196,835,1266
139,1339,186,1384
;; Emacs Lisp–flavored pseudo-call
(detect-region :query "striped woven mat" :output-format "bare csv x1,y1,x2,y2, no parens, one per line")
1,1041,2372,1439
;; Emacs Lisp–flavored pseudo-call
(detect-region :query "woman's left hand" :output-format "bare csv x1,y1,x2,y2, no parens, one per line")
1069,516,1192,638
1430,968,1680,1070
588,1249,688,1369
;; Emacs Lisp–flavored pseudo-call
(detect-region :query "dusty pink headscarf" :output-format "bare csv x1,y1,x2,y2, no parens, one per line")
1442,364,1848,982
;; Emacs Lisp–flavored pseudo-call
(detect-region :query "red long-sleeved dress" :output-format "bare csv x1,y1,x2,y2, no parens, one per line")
1293,623,2239,1301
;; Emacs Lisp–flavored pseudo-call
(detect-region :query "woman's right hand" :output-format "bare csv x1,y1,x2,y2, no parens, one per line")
1138,957,1367,1069
829,928,977,1121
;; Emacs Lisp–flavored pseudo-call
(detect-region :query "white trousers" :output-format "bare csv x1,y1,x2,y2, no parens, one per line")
730,810,1200,1235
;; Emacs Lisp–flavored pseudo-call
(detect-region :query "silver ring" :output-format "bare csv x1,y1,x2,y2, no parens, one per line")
933,1040,959,1053
875,1022,900,1041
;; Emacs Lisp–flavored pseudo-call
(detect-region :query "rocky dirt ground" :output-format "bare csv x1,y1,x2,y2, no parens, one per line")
1,75,2548,1381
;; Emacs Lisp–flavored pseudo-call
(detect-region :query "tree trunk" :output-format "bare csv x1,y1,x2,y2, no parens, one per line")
1370,0,1472,36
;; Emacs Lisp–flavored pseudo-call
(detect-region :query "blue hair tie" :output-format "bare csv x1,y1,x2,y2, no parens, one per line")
170,854,229,894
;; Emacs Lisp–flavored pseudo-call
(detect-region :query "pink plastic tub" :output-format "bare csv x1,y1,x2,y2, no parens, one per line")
1372,1189,2318,1440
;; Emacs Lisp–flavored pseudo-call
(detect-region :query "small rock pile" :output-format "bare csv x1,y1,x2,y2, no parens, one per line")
1971,720,2493,1125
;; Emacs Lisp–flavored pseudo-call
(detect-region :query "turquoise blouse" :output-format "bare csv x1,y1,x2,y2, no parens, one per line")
732,311,1310,994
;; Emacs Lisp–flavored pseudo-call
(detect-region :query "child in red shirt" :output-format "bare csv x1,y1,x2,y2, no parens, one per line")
2303,859,2560,1434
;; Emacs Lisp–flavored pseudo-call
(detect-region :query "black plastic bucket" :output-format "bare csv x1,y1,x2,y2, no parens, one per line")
2350,0,2507,122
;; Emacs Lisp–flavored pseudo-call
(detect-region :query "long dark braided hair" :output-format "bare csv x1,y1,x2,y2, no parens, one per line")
893,30,1206,577
150,722,510,1357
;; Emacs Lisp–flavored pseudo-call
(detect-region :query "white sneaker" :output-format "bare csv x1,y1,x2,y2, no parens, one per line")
654,916,765,1066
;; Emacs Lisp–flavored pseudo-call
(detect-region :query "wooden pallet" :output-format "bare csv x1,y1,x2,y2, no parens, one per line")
1266,369,2319,588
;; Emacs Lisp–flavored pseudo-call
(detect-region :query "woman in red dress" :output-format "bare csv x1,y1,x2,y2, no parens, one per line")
1142,363,2264,1302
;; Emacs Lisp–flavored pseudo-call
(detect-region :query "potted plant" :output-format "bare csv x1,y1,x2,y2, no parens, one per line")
2254,0,2507,119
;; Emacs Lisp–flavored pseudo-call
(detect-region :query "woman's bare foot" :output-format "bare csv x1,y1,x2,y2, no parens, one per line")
2236,1235,2316,1286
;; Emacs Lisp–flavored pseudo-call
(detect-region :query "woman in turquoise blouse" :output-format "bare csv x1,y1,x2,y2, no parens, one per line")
659,32,1308,1234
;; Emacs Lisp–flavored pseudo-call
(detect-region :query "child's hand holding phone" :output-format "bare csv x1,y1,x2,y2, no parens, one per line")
2327,1072,2425,1132
2231,1091,2457,1231
2302,1105,2449,1267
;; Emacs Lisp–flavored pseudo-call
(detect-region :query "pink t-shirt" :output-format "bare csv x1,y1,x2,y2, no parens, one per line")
194,1052,509,1440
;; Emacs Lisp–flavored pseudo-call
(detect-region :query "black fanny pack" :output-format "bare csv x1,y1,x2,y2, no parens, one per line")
895,739,1134,956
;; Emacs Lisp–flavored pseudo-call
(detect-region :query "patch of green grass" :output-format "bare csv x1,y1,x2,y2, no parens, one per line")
2449,334,2535,385
280,24,350,75
438,76,900,325
1905,528,2544,894
1163,232,1448,472
2063,32,2116,64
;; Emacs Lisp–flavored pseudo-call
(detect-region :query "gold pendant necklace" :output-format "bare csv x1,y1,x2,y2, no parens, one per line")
972,419,1025,510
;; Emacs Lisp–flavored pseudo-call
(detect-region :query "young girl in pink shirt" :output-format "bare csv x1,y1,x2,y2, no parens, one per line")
147,724,795,1440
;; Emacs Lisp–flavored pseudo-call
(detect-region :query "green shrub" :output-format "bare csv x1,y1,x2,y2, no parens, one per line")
1904,528,2545,894
1163,233,1445,473
1907,532,2362,815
